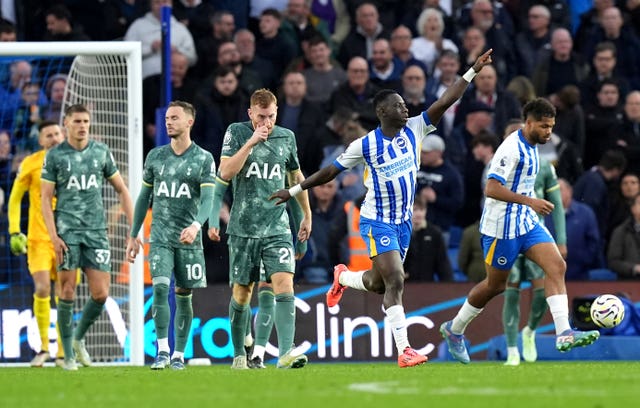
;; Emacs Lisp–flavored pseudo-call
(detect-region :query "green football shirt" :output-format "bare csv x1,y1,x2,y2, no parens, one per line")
143,143,216,248
534,159,559,222
221,122,300,238
41,140,118,240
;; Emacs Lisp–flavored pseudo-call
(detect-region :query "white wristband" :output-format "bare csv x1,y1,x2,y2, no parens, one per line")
191,221,202,229
288,184,303,197
463,68,477,83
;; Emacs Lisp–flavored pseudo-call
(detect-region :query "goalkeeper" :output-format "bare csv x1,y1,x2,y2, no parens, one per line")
8,121,65,367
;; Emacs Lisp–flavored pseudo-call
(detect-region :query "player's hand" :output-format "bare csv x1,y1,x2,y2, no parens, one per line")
10,232,27,255
557,244,568,260
125,237,143,263
208,227,221,242
295,240,308,260
180,223,200,245
297,216,311,243
472,48,493,73
52,235,68,266
269,189,291,205
529,197,554,216
248,125,269,146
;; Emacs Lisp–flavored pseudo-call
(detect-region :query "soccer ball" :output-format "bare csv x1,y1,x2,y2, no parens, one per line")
590,294,625,328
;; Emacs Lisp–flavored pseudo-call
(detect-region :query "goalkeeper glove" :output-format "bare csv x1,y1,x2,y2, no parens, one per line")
10,232,27,255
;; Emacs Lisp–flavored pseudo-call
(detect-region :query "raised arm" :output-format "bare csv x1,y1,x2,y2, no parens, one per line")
270,164,342,205
426,49,493,125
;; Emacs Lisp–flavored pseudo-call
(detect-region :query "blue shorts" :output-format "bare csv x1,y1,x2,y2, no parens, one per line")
481,223,554,270
359,217,412,261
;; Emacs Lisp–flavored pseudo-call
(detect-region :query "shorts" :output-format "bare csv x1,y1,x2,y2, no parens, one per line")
27,239,57,279
359,217,412,261
149,245,207,289
482,223,554,270
228,234,295,285
59,232,111,272
507,255,544,284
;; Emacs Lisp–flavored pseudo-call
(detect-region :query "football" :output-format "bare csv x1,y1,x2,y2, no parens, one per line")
590,294,625,328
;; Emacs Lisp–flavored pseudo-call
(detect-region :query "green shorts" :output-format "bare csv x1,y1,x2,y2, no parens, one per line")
507,254,544,284
149,245,207,289
228,234,295,285
59,232,111,272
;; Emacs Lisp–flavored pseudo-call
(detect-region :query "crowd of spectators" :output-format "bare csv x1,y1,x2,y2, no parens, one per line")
1,0,639,284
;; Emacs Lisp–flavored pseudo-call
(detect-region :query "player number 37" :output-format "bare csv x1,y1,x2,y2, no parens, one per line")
95,249,111,265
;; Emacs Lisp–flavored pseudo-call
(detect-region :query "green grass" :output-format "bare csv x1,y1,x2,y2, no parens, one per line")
2,361,639,407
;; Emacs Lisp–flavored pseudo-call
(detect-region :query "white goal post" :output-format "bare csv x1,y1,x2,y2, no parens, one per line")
0,42,144,366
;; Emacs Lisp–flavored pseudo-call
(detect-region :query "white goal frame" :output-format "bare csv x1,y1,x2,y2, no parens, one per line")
0,42,144,366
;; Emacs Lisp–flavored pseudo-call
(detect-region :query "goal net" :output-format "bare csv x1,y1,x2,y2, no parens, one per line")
0,42,144,365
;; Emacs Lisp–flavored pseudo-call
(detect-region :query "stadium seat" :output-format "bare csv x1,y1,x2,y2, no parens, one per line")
588,268,618,281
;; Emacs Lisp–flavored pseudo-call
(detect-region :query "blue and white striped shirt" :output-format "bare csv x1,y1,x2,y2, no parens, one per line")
480,129,540,239
333,113,436,224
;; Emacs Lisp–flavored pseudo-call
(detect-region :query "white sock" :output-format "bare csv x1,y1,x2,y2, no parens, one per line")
450,300,483,334
157,338,170,354
522,326,534,336
251,345,266,360
244,333,254,347
507,346,519,358
546,294,571,334
385,305,410,354
171,351,184,361
339,270,367,291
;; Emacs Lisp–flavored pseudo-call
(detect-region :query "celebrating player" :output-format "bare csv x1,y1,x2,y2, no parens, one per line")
271,50,494,368
127,101,215,370
440,98,600,364
41,104,135,371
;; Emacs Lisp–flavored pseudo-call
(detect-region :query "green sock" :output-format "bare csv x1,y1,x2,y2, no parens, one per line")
73,297,104,341
174,293,193,353
502,287,520,348
57,299,74,359
152,284,170,340
527,288,548,331
229,298,249,357
274,293,295,357
255,288,275,347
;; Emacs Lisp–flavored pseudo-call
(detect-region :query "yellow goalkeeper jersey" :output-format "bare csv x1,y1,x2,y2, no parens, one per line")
8,149,55,241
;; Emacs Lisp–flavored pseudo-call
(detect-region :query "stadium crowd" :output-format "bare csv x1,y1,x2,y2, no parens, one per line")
1,0,640,286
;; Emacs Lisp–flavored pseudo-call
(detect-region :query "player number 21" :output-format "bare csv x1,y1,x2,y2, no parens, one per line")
278,248,294,264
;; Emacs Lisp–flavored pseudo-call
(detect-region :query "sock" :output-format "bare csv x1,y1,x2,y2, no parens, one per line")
54,296,64,358
57,299,74,360
73,297,104,341
502,287,520,348
34,295,51,353
527,288,548,331
546,294,571,334
252,345,266,360
339,270,367,291
229,298,250,357
385,305,410,354
254,288,275,350
451,300,483,334
152,284,170,340
274,293,295,357
171,351,184,361
157,337,170,354
506,346,519,358
174,293,193,353
244,304,253,347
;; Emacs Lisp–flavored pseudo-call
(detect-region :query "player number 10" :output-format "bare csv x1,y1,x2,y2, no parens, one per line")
186,263,203,280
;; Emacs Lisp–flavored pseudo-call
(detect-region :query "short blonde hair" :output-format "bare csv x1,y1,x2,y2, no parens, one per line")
250,88,277,108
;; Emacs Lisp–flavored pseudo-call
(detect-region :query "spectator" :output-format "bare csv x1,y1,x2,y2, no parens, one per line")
310,0,351,47
404,197,453,282
607,193,640,279
0,21,17,41
276,71,327,175
583,79,625,169
173,0,216,41
195,10,236,79
0,61,47,131
458,27,487,77
192,65,248,162
425,50,461,138
573,149,627,252
549,84,586,160
515,4,553,77
337,2,390,68
255,8,298,82
409,7,458,75
416,134,464,246
458,220,485,282
546,179,600,280
609,173,640,233
329,56,380,131
43,4,91,41
42,74,67,122
471,129,499,208
302,35,347,104
620,91,640,175
369,38,403,92
579,42,630,109
234,28,277,90
390,25,429,76
328,193,372,277
124,0,197,79
402,64,437,118
216,40,263,97
574,0,616,51
12,82,43,154
281,0,331,56
506,76,536,107
0,130,15,211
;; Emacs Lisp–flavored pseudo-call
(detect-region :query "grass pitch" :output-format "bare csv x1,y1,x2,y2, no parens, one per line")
2,361,639,408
